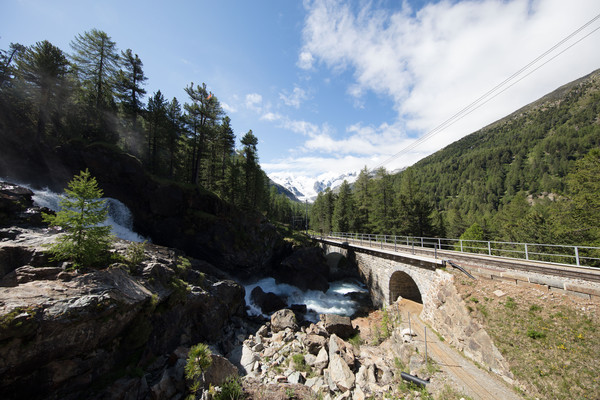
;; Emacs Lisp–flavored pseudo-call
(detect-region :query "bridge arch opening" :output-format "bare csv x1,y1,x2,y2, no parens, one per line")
389,271,422,304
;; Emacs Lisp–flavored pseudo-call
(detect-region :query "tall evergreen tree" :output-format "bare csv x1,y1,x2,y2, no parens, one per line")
332,180,355,232
15,40,70,141
0,43,25,87
165,97,183,178
116,48,147,131
396,168,434,237
183,82,222,185
354,166,371,232
146,90,168,174
370,167,394,233
70,29,120,140
214,116,235,197
241,130,260,209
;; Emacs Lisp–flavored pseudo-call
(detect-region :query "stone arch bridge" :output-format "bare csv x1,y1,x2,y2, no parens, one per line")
317,238,446,308
315,236,600,309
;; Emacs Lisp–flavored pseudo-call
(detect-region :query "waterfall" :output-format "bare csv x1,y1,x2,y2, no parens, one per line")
16,183,148,243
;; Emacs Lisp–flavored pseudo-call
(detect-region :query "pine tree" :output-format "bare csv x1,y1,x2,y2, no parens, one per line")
43,169,113,268
70,29,120,140
116,48,147,131
15,40,70,141
354,166,371,232
146,90,168,174
241,130,260,210
370,168,394,233
332,180,355,232
183,82,222,185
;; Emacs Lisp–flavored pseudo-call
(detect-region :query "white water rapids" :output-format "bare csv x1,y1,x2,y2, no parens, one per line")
244,277,369,322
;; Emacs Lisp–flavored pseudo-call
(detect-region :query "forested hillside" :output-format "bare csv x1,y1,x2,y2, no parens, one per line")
0,30,302,224
311,69,600,248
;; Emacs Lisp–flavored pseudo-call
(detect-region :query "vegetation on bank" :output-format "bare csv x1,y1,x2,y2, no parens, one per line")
458,277,600,400
0,31,303,226
310,71,600,252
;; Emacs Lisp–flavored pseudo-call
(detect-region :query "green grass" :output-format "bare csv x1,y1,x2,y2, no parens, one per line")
462,287,600,399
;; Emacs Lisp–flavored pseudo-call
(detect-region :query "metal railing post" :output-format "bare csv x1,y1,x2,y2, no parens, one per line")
575,246,580,266
488,241,491,256
460,240,463,252
525,243,529,260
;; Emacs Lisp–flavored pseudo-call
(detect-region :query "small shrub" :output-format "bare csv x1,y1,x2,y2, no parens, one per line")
125,241,147,266
285,387,296,399
176,256,192,274
529,304,542,313
348,332,362,349
185,343,212,398
292,353,311,374
215,376,244,400
504,297,517,310
526,327,546,340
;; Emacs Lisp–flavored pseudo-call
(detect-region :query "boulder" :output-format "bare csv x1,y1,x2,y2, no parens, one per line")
328,353,355,392
304,334,328,355
204,354,238,387
270,309,298,333
329,334,355,369
250,286,286,314
314,347,329,371
323,314,356,339
274,247,330,292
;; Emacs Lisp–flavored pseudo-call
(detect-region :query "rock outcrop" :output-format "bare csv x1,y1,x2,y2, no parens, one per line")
230,310,428,400
0,226,245,400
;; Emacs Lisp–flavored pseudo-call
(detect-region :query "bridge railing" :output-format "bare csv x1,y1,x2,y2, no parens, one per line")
325,232,600,268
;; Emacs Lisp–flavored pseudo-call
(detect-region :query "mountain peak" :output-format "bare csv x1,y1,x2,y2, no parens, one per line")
269,171,359,202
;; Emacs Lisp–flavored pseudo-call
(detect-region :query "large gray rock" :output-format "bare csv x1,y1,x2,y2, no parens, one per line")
204,354,238,387
270,309,298,333
315,347,329,371
304,334,328,355
328,353,355,392
329,334,355,369
323,314,356,339
250,286,286,314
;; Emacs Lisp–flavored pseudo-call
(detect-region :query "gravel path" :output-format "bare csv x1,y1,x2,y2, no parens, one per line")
400,299,522,400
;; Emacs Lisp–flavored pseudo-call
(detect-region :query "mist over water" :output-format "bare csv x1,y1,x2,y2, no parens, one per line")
245,277,369,322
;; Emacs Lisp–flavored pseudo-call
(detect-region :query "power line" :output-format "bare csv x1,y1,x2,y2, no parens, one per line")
370,11,600,173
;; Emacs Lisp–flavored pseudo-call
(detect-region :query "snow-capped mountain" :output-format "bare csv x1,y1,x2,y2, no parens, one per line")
269,171,359,203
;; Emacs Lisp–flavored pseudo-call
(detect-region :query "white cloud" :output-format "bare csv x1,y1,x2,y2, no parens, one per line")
297,50,315,69
279,87,309,108
294,0,600,175
261,112,282,122
221,102,237,114
245,93,263,111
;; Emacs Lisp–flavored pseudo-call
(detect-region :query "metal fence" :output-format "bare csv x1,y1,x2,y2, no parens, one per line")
324,232,600,268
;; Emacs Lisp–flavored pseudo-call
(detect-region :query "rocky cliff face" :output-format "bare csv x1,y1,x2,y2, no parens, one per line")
0,183,248,399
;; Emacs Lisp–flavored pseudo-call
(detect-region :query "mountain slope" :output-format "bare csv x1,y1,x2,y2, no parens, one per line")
402,68,600,219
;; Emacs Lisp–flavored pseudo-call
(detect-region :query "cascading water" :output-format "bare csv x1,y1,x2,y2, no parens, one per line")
245,277,369,322
18,183,148,243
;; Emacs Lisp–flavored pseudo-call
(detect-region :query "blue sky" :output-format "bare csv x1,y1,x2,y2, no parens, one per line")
2,0,600,182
